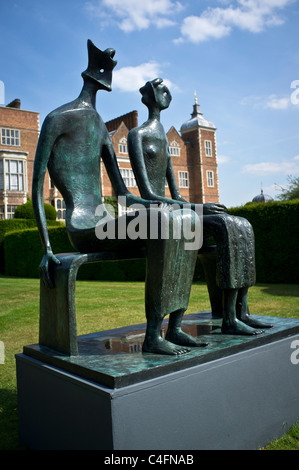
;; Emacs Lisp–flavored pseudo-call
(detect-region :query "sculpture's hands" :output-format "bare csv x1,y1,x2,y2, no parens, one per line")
124,192,168,210
39,250,61,289
203,203,228,215
158,202,174,211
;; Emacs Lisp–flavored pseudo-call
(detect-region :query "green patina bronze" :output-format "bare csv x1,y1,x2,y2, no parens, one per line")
24,313,296,389
127,78,273,336
32,41,204,356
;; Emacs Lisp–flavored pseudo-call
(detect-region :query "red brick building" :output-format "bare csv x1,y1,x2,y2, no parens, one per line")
0,99,40,219
0,96,219,219
105,96,220,215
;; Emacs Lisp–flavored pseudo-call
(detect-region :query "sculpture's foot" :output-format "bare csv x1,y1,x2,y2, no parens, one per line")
166,329,209,348
142,337,191,355
240,314,273,329
222,318,264,336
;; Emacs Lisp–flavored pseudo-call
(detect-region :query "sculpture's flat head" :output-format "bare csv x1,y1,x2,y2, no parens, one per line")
81,39,117,91
140,78,172,110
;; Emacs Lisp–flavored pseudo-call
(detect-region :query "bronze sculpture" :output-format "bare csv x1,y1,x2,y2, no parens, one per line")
128,78,272,335
32,41,206,355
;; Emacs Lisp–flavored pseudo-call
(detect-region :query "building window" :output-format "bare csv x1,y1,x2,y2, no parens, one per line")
119,138,128,154
1,128,20,146
205,140,212,157
169,140,180,157
120,168,137,188
178,171,189,188
0,206,4,220
7,205,17,219
56,198,66,220
207,170,214,187
5,160,24,191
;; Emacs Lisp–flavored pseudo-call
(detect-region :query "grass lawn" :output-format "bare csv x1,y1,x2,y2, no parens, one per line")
0,275,299,450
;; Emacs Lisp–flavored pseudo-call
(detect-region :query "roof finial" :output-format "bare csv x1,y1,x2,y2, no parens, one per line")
191,90,202,118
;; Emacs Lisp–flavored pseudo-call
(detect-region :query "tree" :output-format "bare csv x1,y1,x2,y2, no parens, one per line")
277,175,299,201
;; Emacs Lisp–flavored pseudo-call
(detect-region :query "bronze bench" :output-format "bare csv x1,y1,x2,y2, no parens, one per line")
39,246,220,356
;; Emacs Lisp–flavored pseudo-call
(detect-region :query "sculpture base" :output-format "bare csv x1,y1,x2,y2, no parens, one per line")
16,313,299,450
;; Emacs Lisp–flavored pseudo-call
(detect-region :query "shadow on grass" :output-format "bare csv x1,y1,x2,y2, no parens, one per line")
258,284,299,298
0,389,26,450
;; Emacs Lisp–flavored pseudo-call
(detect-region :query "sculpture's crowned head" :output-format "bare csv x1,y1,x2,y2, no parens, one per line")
140,78,172,110
81,39,117,91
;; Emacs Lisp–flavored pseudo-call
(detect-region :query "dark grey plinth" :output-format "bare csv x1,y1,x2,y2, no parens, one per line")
16,313,299,450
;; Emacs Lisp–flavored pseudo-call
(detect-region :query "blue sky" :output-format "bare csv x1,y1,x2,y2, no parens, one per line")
1,0,299,207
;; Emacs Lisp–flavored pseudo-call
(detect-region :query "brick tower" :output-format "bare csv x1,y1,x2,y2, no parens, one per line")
180,93,220,204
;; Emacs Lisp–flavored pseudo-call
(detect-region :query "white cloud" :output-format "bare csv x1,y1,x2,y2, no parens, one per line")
113,61,176,92
243,156,299,175
85,0,183,32
265,94,290,110
241,93,292,110
217,155,231,164
174,14,231,44
176,0,294,44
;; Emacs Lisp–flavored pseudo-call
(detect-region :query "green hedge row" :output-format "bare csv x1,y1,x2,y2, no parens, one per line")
4,226,71,278
228,200,299,283
3,200,299,283
0,219,62,274
14,199,57,220
3,223,205,282
3,226,148,281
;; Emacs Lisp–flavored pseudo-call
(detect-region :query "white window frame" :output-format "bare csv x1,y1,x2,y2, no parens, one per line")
207,170,214,187
55,198,66,220
169,140,180,157
178,171,189,188
205,140,212,157
119,137,128,154
6,205,18,219
1,128,20,147
119,168,137,188
0,152,27,193
4,159,25,191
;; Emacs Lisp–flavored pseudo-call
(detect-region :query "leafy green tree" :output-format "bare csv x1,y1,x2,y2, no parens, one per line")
277,175,299,201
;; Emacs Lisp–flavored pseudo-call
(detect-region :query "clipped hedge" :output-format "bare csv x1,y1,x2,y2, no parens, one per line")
228,200,299,283
3,226,147,281
3,200,299,283
3,226,72,278
0,219,62,274
14,199,57,220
